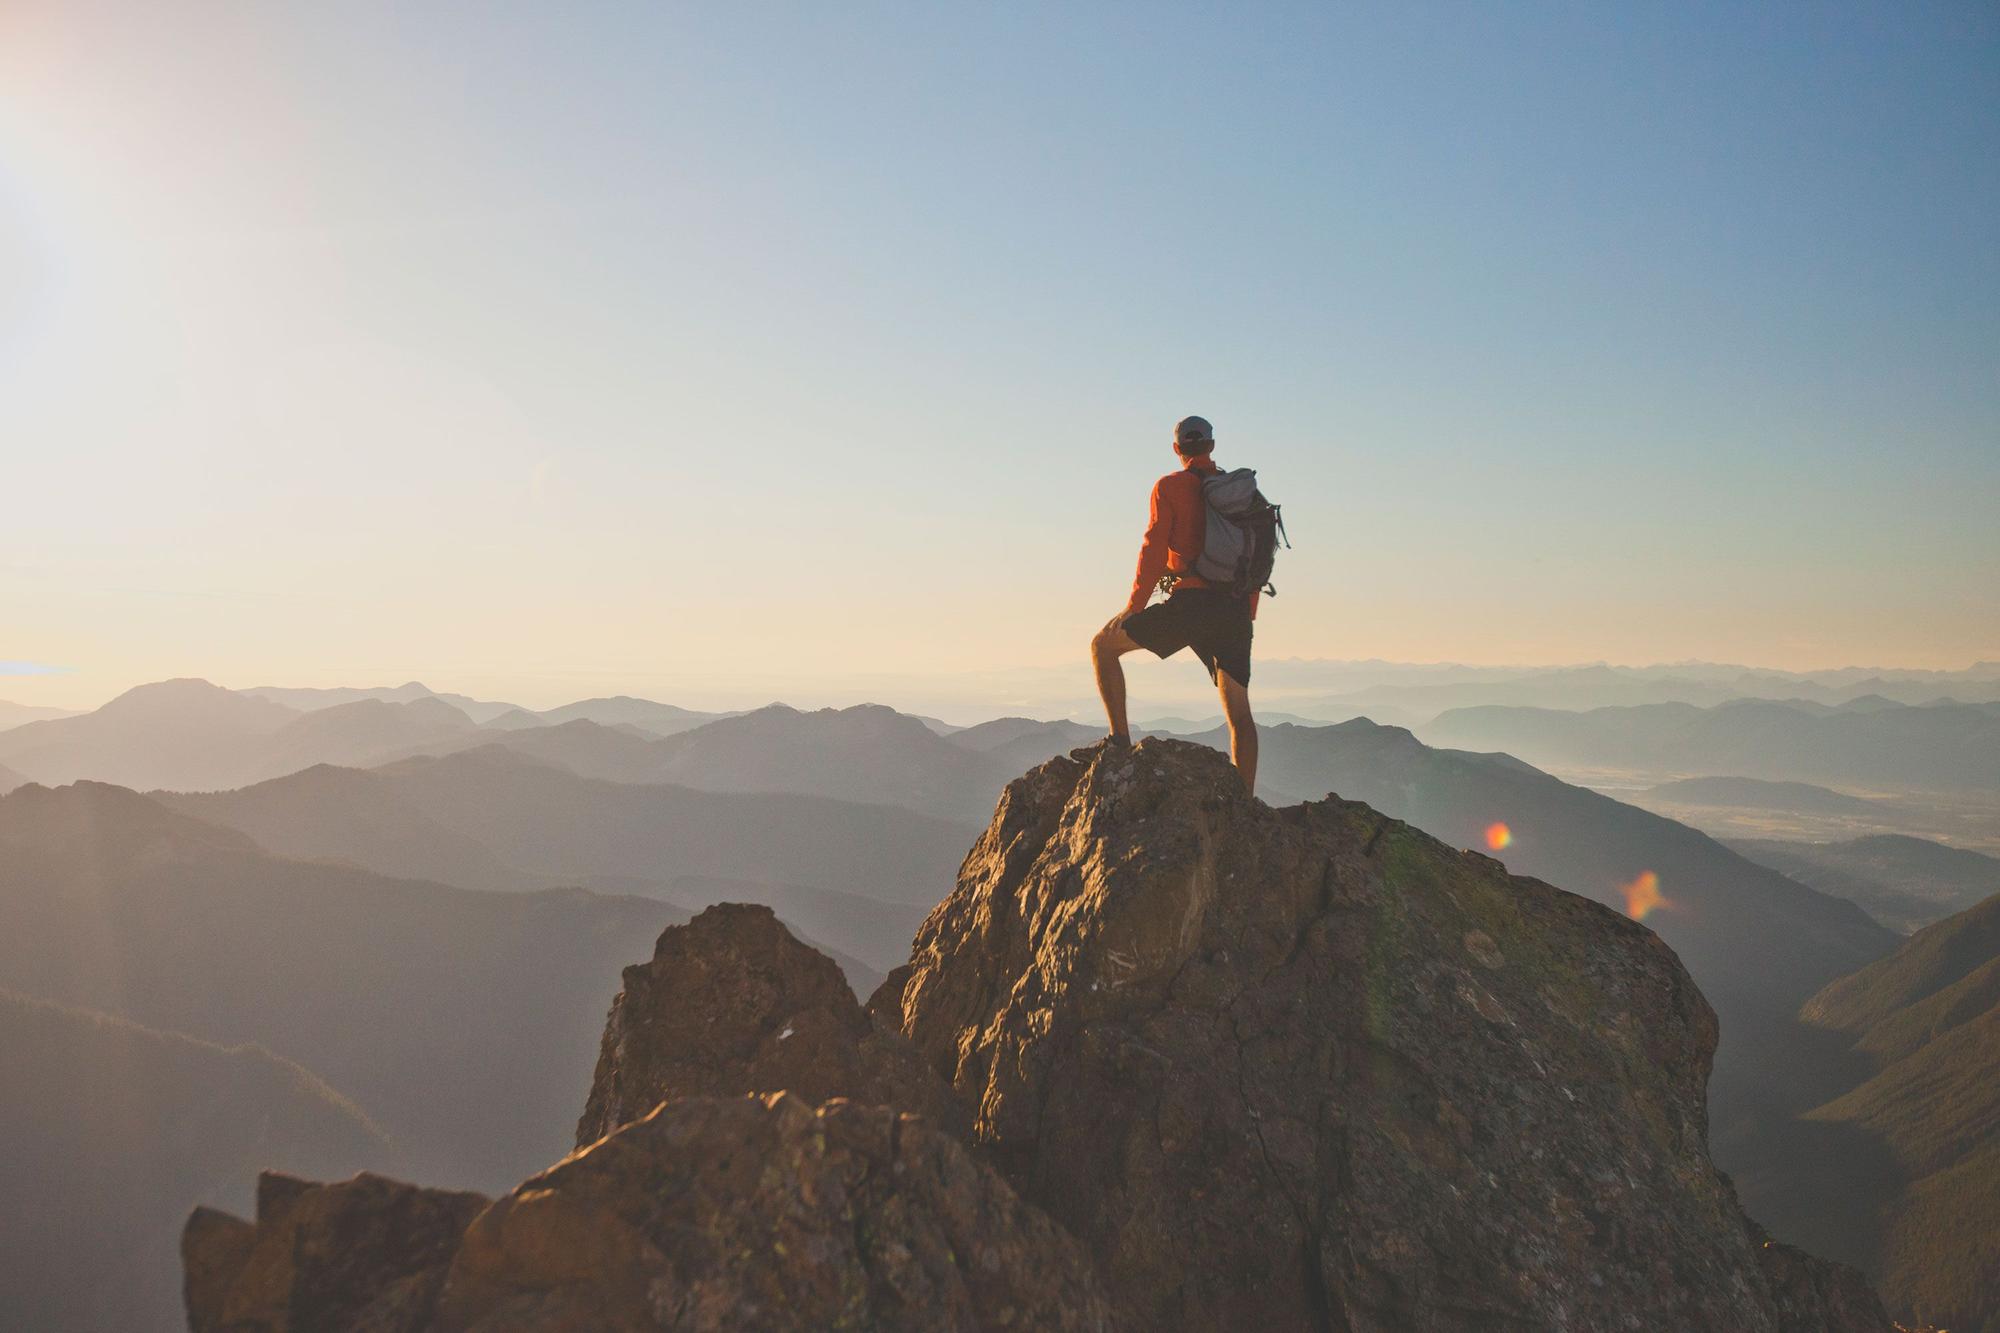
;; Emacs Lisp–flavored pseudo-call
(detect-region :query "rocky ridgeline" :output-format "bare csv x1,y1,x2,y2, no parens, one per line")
183,739,1889,1331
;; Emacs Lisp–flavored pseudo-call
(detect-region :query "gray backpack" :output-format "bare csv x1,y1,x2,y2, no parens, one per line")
1192,467,1288,598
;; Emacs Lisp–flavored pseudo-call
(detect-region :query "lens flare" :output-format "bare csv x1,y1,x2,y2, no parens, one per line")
1621,871,1667,921
1484,822,1513,851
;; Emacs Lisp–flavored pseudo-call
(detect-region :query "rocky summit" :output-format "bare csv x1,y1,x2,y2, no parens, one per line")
576,901,963,1146
183,738,1888,1331
883,740,1887,1331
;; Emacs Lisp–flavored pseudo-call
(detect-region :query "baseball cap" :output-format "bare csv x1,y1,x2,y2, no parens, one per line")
1174,415,1214,449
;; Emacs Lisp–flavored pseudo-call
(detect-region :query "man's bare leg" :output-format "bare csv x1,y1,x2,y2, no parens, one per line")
1218,668,1257,795
1091,617,1141,741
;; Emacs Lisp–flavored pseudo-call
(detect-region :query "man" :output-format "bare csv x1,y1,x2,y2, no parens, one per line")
1091,414,1258,795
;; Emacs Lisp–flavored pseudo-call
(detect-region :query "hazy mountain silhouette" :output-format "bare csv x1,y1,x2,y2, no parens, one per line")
1731,835,2000,933
1743,892,2000,1332
391,720,669,781
0,762,23,794
645,704,1012,820
535,694,726,735
242,680,525,723
0,678,300,789
1426,697,2000,790
1271,660,2000,720
242,695,480,783
152,762,539,891
0,698,79,730
1643,775,1887,816
0,681,547,792
167,746,975,908
944,715,1103,776
0,988,388,1333
0,779,692,1191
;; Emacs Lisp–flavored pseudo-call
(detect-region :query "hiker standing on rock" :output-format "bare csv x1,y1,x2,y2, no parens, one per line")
1091,415,1284,796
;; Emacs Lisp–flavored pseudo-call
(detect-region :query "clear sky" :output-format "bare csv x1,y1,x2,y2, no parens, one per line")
4,1,1997,712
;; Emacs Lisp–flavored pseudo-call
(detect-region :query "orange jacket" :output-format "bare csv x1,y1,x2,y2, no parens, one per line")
1126,455,1259,618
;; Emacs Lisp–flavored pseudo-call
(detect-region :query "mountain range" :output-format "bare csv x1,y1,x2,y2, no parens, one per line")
3,675,1989,1328
157,748,969,969
1424,696,2000,791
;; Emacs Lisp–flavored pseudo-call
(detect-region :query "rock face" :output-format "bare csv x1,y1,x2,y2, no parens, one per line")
438,1092,1111,1331
183,1170,489,1333
185,738,1888,1332
880,738,1888,1331
575,902,960,1147
185,1097,1108,1333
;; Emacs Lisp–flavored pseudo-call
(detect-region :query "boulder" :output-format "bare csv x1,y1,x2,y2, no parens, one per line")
576,903,959,1148
435,1091,1112,1331
882,738,1890,1332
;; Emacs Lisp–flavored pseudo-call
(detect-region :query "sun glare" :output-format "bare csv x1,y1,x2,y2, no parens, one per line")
1620,871,1667,921
1484,822,1513,851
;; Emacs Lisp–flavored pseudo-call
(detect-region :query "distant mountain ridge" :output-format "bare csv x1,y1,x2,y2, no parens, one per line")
1643,775,1886,816
1424,696,2000,790
0,698,80,730
1731,835,2000,933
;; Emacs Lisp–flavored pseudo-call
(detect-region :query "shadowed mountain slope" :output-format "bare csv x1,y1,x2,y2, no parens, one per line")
0,989,388,1333
1731,834,2000,933
166,747,976,910
0,780,690,1191
1746,893,2000,1332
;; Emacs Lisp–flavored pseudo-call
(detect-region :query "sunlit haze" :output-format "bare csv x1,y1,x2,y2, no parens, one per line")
5,2,1996,714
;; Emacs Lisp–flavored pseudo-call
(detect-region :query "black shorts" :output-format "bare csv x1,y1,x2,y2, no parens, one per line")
1124,587,1254,686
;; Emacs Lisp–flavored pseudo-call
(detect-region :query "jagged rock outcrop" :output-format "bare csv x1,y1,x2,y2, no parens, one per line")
185,1096,1109,1332
183,1170,490,1333
184,738,1889,1332
877,738,1889,1331
575,902,961,1147
438,1092,1111,1330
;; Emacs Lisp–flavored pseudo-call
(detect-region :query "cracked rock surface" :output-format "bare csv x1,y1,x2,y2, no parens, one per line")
575,903,961,1149
882,738,1888,1332
437,1092,1112,1332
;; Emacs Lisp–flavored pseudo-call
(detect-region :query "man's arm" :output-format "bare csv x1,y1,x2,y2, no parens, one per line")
1126,478,1171,617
